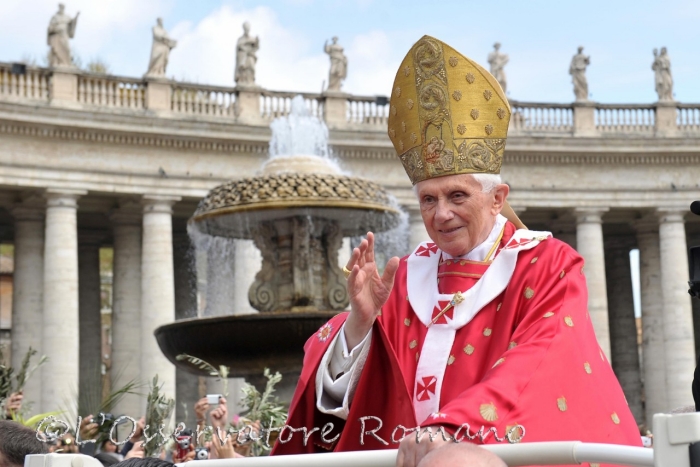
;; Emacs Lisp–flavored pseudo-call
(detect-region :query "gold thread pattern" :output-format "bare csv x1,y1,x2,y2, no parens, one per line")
448,56,458,67
452,90,462,101
404,318,411,326
464,344,475,355
391,105,397,116
395,86,401,97
407,99,414,109
410,132,417,143
465,73,475,84
480,403,498,422
508,341,517,349
409,339,418,349
524,287,534,299
497,302,502,311
531,257,538,264
611,413,620,424
483,328,492,337
448,355,456,365
485,124,494,135
564,316,574,327
493,357,505,368
457,123,466,135
399,140,404,151
560,270,566,279
470,109,480,120
416,352,420,362
483,89,493,101
557,397,568,412
543,312,555,318
389,129,396,139
497,108,506,119
584,362,592,374
404,66,411,77
402,121,407,132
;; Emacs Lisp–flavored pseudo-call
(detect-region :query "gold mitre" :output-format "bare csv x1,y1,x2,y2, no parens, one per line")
388,36,511,185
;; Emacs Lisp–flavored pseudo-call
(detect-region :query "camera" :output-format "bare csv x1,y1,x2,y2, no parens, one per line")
206,394,222,405
175,429,193,460
195,447,209,460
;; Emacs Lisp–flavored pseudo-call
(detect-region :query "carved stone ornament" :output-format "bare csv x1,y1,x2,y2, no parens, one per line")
193,172,396,222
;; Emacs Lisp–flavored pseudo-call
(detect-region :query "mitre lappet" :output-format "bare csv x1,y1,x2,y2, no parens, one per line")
388,35,524,228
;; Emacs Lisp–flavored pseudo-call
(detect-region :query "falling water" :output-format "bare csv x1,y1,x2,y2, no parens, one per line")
269,95,331,159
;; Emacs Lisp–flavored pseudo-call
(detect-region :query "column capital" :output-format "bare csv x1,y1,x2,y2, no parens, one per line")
11,205,45,221
656,207,687,224
574,207,609,224
45,188,87,208
142,195,181,214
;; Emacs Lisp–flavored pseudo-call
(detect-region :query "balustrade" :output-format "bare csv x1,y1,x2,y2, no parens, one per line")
509,102,573,133
171,84,236,116
595,105,654,133
77,74,145,109
3,62,700,136
0,63,49,101
677,104,700,131
260,91,322,120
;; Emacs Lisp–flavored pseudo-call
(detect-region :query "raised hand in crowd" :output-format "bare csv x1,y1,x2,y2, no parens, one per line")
209,396,228,430
4,392,23,419
80,415,99,441
194,397,210,428
211,432,243,460
124,441,145,460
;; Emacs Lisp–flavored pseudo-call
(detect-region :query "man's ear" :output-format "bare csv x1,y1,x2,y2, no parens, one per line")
492,184,510,215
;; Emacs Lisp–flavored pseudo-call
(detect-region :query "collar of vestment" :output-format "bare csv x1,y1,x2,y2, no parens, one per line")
406,214,552,423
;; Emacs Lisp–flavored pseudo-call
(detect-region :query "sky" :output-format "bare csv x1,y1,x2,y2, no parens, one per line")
2,0,700,103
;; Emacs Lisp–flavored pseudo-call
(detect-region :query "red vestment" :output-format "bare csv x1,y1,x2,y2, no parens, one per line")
273,222,642,466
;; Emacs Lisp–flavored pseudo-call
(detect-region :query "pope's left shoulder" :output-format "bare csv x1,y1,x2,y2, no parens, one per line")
515,232,583,269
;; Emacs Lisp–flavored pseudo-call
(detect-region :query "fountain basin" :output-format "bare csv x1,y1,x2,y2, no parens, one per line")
155,311,339,377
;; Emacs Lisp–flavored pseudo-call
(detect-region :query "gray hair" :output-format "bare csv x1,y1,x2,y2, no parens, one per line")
412,173,503,197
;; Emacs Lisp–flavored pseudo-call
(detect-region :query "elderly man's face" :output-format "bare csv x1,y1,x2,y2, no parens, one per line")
416,174,508,257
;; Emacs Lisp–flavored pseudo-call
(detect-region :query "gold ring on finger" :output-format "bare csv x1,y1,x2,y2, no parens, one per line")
342,266,352,278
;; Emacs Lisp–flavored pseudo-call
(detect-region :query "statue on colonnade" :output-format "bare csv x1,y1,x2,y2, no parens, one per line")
569,46,590,102
235,22,259,87
652,47,674,102
487,42,508,94
47,3,79,68
324,36,347,92
145,18,177,78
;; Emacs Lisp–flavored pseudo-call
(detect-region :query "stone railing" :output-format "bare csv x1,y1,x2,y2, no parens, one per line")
595,104,655,133
0,63,50,101
78,73,145,109
2,62,700,137
509,102,573,133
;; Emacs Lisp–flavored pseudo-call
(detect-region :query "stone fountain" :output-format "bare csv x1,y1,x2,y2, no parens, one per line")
155,96,401,394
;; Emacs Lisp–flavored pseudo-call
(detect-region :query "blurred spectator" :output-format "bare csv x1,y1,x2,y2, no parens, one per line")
415,443,506,467
0,420,48,467
55,433,79,454
3,392,23,420
113,458,174,467
94,452,121,467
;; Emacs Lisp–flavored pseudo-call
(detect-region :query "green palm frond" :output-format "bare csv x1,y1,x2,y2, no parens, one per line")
176,354,229,398
143,375,175,458
13,410,64,429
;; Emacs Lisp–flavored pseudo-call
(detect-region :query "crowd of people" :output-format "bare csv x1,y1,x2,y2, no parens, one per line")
0,392,260,467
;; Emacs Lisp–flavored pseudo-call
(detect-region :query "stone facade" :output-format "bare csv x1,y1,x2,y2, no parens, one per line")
1,62,699,426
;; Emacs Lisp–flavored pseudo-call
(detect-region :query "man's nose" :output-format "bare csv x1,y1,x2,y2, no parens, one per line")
434,199,454,222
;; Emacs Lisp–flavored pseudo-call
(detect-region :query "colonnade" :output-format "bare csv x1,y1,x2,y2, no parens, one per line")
7,192,698,427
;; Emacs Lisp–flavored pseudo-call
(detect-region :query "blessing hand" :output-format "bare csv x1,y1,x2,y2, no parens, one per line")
344,232,399,349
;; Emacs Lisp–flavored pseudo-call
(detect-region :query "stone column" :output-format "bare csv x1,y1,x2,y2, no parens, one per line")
41,189,85,411
657,209,695,410
234,239,260,315
78,231,104,415
574,208,611,358
140,195,180,405
10,204,44,411
407,205,430,250
604,234,643,424
635,217,668,422
173,231,199,429
110,204,143,418
549,215,577,250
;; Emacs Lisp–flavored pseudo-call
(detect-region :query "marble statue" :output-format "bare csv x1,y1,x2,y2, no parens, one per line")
47,3,79,68
652,47,674,102
324,37,348,92
146,18,177,78
235,22,259,87
569,46,590,102
487,42,508,94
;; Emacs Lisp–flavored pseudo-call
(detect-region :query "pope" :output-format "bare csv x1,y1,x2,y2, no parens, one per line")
272,36,642,466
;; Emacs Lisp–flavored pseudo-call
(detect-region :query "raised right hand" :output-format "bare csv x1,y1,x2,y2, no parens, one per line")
344,232,399,349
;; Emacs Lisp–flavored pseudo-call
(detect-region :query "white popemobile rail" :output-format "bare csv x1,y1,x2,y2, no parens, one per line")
23,413,700,467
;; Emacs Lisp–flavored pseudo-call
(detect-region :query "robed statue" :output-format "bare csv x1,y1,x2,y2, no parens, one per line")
146,18,177,78
652,47,674,102
235,22,259,86
487,42,508,94
47,3,79,68
569,46,590,102
324,37,347,92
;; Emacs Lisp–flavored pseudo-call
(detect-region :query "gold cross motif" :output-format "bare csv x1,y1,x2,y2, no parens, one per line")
429,291,466,327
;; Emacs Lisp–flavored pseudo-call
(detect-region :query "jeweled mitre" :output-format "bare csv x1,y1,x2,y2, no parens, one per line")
388,36,511,185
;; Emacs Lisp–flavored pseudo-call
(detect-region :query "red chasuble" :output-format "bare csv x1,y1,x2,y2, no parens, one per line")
272,221,642,466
